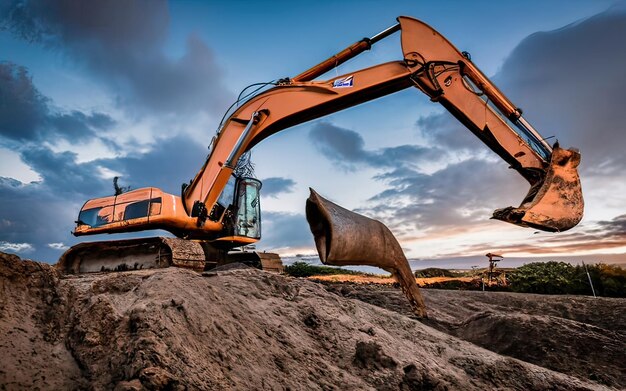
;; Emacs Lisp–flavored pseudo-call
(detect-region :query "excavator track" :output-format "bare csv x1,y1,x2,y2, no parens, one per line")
57,237,207,274
57,237,283,274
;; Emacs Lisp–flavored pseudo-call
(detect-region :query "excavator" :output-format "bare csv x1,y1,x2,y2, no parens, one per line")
58,16,583,278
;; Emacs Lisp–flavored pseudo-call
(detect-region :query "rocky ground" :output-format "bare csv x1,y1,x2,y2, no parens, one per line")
0,252,624,390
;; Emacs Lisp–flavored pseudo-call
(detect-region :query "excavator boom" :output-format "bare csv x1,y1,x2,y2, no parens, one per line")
65,16,583,275
179,16,582,234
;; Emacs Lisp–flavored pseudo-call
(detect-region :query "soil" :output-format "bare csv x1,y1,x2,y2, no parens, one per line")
321,281,626,389
1,252,624,390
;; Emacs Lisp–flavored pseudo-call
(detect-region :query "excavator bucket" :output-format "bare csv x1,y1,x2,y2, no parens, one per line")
492,145,584,232
306,189,427,318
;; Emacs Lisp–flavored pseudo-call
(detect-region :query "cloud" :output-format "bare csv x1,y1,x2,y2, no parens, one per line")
47,242,69,250
103,134,208,194
360,158,528,236
0,62,48,141
0,62,116,144
19,147,108,196
495,5,626,174
1,0,233,116
307,122,538,241
0,34,122,263
0,129,306,262
258,211,313,250
595,214,626,234
0,241,34,253
309,122,440,171
49,110,114,142
416,111,482,153
437,214,626,257
261,177,296,198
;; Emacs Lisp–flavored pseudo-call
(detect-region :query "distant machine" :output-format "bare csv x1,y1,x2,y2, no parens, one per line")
486,253,504,283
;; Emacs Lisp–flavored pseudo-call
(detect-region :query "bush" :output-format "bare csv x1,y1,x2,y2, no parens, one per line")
414,268,458,278
508,261,626,297
284,261,370,278
508,261,575,294
421,279,482,290
572,263,626,297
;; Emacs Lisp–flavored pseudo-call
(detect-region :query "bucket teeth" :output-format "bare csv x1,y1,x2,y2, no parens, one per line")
493,146,584,232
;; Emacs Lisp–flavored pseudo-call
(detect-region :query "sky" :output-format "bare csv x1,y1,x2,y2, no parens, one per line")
1,0,625,267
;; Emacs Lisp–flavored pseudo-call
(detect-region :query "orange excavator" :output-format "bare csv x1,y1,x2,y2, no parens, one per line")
58,16,583,274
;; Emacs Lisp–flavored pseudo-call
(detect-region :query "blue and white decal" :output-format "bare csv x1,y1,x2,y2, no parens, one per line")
332,75,354,88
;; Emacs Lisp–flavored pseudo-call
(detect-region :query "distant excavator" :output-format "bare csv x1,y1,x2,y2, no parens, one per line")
59,16,583,279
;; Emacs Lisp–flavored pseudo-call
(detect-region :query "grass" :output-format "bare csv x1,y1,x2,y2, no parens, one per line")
284,261,381,278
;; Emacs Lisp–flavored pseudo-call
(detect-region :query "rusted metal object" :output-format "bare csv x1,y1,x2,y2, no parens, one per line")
305,189,427,318
492,145,584,232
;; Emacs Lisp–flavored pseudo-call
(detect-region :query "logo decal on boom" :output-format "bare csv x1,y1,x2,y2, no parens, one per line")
332,75,354,88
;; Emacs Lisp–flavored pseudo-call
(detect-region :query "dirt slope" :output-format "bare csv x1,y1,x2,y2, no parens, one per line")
0,252,621,390
322,282,626,388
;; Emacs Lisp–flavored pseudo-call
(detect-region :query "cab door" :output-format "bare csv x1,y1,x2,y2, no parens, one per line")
234,178,262,239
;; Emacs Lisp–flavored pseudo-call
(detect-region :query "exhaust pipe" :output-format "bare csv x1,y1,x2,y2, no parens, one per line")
493,145,584,232
306,189,427,318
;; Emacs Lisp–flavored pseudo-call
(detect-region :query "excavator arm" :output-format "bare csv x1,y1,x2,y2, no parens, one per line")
73,16,583,247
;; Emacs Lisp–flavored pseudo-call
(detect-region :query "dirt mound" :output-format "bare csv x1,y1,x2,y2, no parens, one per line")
0,253,85,389
321,281,626,388
450,311,624,386
0,252,619,390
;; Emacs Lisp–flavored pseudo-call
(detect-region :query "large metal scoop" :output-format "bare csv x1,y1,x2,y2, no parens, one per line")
493,145,584,232
306,189,427,318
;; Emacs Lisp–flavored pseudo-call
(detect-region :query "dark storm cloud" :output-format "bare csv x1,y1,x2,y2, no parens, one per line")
104,134,209,194
595,214,626,234
309,122,440,171
20,147,108,196
0,60,122,260
416,111,481,153
258,211,313,250
0,1,233,262
310,122,366,165
1,0,233,116
261,177,296,198
0,62,48,141
50,111,114,141
494,4,626,174
0,62,115,143
360,158,528,235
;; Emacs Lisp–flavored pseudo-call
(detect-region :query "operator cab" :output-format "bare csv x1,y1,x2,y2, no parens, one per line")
211,175,262,240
